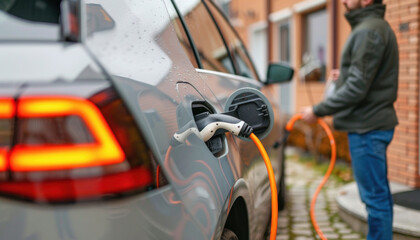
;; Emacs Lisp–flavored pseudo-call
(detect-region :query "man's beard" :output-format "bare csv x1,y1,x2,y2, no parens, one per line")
344,0,363,12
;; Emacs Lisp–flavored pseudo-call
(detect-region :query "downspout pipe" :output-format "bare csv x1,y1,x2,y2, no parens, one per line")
267,0,272,63
332,0,338,68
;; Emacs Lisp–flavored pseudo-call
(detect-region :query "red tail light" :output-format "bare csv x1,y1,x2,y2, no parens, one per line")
0,95,155,203
0,99,14,117
11,97,124,171
0,99,14,172
0,148,7,172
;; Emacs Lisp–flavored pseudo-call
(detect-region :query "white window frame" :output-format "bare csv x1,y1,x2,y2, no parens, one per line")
248,21,268,81
270,9,295,114
293,0,327,13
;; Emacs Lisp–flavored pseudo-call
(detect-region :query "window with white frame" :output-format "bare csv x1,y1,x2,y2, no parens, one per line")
278,21,294,115
301,8,328,82
279,23,290,63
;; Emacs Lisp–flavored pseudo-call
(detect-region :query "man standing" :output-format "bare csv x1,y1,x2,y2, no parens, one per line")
301,0,399,239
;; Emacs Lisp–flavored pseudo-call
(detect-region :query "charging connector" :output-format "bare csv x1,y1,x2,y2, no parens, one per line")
194,112,253,141
171,112,253,146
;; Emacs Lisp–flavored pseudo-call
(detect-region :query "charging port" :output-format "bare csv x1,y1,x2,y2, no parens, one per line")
192,102,227,157
224,88,274,140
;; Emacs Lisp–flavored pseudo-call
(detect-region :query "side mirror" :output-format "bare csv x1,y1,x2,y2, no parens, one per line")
265,63,294,85
86,4,115,36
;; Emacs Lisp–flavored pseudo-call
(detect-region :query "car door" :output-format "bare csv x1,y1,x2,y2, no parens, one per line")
168,0,285,238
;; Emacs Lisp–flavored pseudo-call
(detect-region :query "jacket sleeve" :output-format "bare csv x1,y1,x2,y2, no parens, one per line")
313,29,385,116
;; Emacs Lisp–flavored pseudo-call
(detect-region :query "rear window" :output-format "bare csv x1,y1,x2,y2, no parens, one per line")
0,0,61,41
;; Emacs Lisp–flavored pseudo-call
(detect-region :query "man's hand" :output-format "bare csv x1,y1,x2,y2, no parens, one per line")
328,69,340,83
301,106,317,123
324,69,339,99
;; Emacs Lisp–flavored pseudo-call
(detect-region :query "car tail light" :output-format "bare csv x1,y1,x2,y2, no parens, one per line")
11,97,125,171
0,99,14,173
0,95,156,203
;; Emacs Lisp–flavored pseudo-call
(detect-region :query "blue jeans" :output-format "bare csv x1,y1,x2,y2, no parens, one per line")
348,129,394,240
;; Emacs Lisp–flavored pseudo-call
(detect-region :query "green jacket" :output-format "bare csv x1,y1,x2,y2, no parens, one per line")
313,4,399,133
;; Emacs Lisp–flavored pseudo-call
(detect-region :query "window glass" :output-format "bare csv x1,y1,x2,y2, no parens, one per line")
249,28,267,80
84,1,177,86
164,0,198,68
0,0,60,41
205,0,258,80
301,8,328,82
173,0,234,74
213,0,231,17
279,23,290,63
278,21,293,115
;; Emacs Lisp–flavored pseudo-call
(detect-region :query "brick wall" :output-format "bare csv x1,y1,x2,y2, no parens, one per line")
229,0,266,48
385,0,420,187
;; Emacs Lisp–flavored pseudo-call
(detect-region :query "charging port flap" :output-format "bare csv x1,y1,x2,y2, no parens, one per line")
224,87,274,141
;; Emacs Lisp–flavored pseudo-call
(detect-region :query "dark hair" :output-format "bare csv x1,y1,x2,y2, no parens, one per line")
374,0,383,3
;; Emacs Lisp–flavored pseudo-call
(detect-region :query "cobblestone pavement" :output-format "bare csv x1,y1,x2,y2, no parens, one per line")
272,151,365,240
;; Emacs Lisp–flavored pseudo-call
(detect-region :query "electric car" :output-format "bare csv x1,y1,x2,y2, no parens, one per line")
0,0,293,239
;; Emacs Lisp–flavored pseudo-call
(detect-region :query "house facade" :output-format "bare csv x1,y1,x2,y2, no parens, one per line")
219,0,420,187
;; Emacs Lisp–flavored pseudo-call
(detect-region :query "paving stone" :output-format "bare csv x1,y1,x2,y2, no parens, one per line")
276,228,288,235
323,233,340,239
291,208,309,213
319,226,335,233
314,211,328,216
327,194,338,199
291,222,311,229
290,196,306,200
292,216,310,223
291,211,309,217
278,213,288,218
332,222,347,229
329,206,339,212
291,195,306,199
275,235,289,240
290,188,306,193
290,198,306,203
316,221,331,227
342,233,362,239
292,229,312,236
277,218,288,228
291,203,307,208
338,229,353,234
313,215,330,222
313,204,327,210
290,200,307,204
291,200,307,204
293,180,310,187
294,237,312,240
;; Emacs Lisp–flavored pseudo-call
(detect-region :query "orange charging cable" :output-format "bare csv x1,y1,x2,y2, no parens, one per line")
250,133,278,240
286,114,336,240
